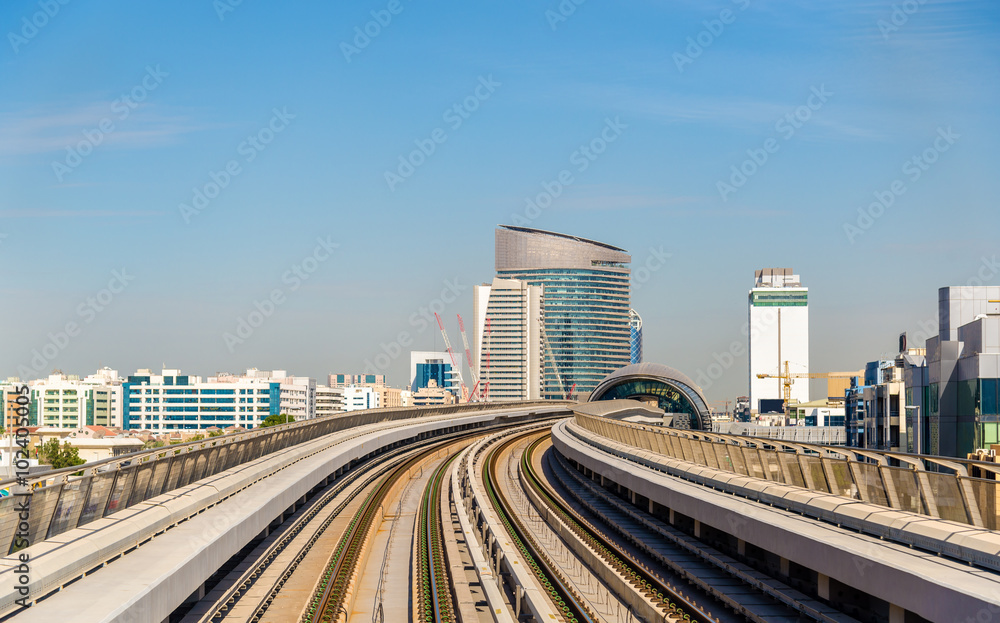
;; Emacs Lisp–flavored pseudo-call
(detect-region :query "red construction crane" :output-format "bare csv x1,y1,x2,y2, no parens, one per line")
433,312,468,402
456,314,480,401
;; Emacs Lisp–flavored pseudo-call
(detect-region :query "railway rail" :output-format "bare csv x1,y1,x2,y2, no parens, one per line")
519,433,711,623
416,453,460,623
185,441,422,623
482,429,597,623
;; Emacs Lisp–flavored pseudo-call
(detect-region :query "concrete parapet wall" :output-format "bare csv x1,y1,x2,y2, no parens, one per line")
552,419,1000,623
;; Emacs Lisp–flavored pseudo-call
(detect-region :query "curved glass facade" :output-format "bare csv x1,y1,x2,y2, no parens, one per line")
498,267,630,399
592,379,700,422
629,309,642,364
494,226,631,400
589,363,711,430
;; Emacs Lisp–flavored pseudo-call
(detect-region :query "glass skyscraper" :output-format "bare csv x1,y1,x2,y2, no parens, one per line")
629,309,643,364
492,225,631,400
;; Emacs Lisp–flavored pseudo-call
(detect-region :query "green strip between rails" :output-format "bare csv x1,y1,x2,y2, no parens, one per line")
482,431,595,623
522,434,710,623
416,452,461,623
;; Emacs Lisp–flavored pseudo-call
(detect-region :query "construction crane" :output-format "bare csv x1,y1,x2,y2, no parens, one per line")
456,314,481,401
540,322,574,400
756,361,861,416
710,400,731,414
480,317,491,402
433,312,468,402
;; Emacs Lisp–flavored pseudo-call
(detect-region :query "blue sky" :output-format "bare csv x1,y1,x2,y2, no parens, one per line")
1,0,998,403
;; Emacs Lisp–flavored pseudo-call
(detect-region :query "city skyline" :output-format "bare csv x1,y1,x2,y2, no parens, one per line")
2,1,999,403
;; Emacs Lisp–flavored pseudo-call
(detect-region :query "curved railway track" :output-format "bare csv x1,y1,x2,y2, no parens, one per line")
190,441,427,623
416,453,460,623
305,449,435,622
305,434,484,623
482,429,597,623
520,433,713,623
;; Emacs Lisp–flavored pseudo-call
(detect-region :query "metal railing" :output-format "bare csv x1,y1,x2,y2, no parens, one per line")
574,412,1000,530
0,401,568,554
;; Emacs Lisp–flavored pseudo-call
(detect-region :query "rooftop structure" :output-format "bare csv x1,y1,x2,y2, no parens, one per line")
588,362,711,430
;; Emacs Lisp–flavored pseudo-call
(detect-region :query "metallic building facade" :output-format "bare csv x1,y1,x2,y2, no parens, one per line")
629,309,643,364
493,225,631,400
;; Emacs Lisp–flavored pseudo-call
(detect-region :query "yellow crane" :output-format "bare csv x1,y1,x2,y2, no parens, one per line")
756,361,862,416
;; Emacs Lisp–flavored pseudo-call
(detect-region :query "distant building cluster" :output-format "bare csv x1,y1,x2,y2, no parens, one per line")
5,226,995,463
844,287,1000,459
734,266,1000,459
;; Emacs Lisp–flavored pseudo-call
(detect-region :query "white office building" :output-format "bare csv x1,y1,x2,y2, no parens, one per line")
315,385,345,417
81,367,124,427
342,385,380,411
211,369,316,421
409,351,460,393
748,268,809,414
124,368,316,431
473,277,544,401
29,374,118,429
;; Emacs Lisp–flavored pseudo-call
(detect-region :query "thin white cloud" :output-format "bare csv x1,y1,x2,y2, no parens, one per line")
0,103,208,156
0,209,164,218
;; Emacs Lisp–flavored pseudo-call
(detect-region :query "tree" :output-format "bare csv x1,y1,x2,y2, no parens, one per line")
38,439,86,469
260,413,294,428
208,430,224,437
190,434,205,442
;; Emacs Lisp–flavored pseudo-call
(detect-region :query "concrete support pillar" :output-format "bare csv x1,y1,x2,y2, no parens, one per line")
648,499,654,514
737,539,746,557
182,582,206,606
693,519,701,538
889,604,905,623
515,586,523,618
818,573,830,600
780,557,790,577
669,509,675,525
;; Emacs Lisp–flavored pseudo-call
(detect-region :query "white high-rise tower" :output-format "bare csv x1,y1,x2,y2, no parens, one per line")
748,268,809,414
473,277,544,401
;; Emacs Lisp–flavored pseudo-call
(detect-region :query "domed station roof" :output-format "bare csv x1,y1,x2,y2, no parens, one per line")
588,363,711,430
